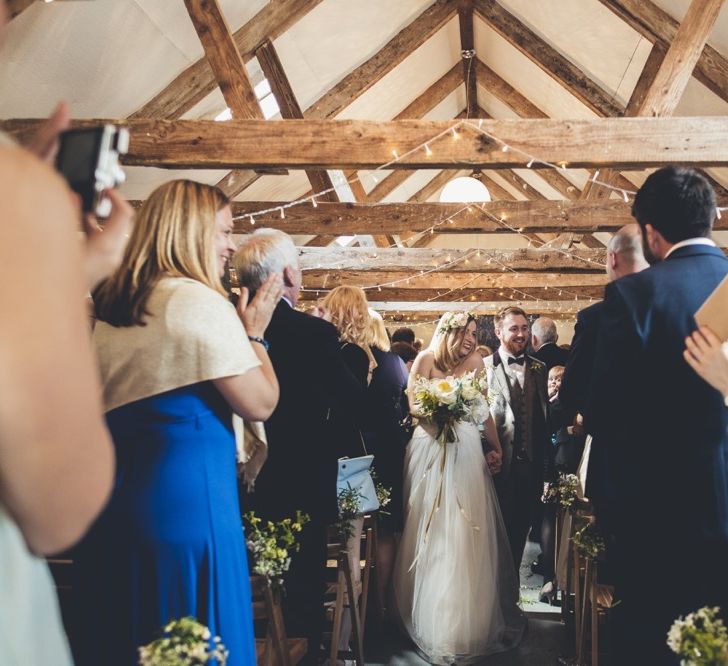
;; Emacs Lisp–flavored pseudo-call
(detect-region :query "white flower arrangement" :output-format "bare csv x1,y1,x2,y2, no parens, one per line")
437,311,475,334
410,370,489,443
667,606,728,666
138,617,228,666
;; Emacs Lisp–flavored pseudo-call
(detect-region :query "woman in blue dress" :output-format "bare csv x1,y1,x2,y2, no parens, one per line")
73,179,283,665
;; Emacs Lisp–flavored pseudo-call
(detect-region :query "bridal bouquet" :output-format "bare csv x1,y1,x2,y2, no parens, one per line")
410,370,489,444
667,606,728,666
138,617,228,665
542,473,580,509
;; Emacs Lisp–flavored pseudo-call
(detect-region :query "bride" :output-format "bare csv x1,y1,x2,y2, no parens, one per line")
394,312,525,665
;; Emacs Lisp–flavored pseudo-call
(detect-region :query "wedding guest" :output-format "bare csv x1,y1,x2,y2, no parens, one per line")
531,317,569,369
588,167,728,665
485,306,550,580
318,285,372,656
547,366,584,475
391,341,418,370
74,180,282,666
684,325,728,400
540,365,585,603
413,337,423,352
476,344,493,358
0,117,131,665
364,310,410,620
232,229,366,666
559,223,648,512
391,326,416,346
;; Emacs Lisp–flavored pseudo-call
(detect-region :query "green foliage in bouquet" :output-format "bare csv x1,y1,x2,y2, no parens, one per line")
571,522,605,560
371,469,391,516
543,473,580,510
243,510,310,581
410,371,490,444
138,617,228,666
336,485,364,542
667,606,728,666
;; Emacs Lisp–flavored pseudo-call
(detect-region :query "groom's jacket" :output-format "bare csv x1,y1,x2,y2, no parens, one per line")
485,351,549,480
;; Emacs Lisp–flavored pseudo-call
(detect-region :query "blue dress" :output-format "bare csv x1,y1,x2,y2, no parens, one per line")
73,382,255,665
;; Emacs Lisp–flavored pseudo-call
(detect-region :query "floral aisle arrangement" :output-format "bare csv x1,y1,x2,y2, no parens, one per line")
410,369,490,444
542,473,581,510
138,617,228,666
243,510,310,581
336,485,364,542
667,606,728,666
571,522,605,560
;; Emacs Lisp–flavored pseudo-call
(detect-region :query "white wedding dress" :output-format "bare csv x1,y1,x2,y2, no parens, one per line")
394,417,525,665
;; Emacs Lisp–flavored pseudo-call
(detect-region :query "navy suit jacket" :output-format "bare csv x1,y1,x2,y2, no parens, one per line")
532,342,569,371
588,244,728,542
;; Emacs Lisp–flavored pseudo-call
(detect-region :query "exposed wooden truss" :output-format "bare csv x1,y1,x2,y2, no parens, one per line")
6,117,728,169
124,200,728,235
129,0,325,120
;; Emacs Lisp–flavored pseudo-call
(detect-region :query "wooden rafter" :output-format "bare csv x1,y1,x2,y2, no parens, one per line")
7,0,34,20
598,0,728,104
298,247,605,272
304,0,456,119
458,0,478,119
583,0,725,200
6,117,728,169
182,0,264,197
129,0,324,120
302,270,607,291
367,301,593,316
125,200,728,235
255,40,338,203
473,0,623,117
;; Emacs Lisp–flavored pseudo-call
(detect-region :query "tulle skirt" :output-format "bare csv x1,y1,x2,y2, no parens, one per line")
394,421,525,665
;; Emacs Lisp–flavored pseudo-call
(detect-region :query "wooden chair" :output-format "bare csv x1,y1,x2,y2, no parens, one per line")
251,575,307,666
324,515,376,666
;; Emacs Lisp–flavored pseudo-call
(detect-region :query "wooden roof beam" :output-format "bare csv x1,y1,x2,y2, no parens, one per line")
6,117,728,169
298,246,606,272
598,0,728,104
584,0,725,200
143,200,727,235
130,0,325,120
473,0,623,117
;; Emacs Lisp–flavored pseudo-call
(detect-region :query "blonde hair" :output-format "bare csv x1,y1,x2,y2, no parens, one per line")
321,286,370,347
433,315,476,373
367,309,390,352
95,179,230,326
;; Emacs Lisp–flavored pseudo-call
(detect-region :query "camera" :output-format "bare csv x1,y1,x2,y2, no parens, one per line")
56,125,129,217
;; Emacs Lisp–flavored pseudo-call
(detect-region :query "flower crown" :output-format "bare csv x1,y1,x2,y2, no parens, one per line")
438,311,475,333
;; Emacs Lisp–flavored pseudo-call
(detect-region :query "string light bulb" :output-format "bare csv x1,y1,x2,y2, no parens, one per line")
424,144,433,157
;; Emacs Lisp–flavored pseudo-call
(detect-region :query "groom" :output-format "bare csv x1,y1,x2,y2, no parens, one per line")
485,306,550,577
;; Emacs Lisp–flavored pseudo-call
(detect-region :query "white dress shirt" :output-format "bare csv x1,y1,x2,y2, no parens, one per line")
664,237,716,259
498,345,526,389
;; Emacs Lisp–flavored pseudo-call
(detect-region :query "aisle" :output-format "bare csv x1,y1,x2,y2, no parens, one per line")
366,542,566,665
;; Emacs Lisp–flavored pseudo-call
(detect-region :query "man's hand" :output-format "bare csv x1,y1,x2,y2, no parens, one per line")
485,450,502,474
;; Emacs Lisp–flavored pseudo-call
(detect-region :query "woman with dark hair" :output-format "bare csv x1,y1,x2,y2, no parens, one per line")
364,310,410,619
75,179,282,665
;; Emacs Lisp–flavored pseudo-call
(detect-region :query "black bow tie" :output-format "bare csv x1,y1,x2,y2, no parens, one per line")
508,356,525,366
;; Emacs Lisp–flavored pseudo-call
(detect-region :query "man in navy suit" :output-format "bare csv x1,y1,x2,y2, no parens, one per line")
587,167,728,665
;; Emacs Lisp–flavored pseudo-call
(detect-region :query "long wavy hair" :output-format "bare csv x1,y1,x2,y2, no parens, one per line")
321,286,371,348
433,315,476,373
94,179,230,326
367,309,391,352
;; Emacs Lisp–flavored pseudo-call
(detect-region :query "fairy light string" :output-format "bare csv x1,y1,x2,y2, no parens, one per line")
229,118,723,313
